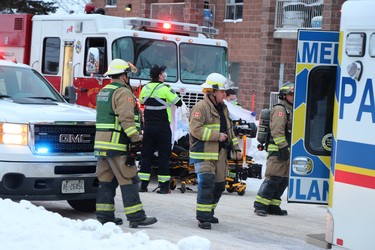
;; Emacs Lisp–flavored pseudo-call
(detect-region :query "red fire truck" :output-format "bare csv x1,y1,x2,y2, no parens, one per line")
0,13,228,108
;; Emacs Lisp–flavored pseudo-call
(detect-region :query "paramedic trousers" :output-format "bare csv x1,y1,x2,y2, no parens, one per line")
254,156,289,212
194,148,227,222
139,124,172,183
96,156,146,222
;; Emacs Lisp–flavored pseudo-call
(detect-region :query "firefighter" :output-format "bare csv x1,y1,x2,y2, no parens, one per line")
94,59,157,228
189,73,242,229
138,64,182,194
253,81,294,217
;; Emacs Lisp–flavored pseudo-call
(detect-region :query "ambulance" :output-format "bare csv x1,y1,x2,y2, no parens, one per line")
0,13,228,109
290,1,375,249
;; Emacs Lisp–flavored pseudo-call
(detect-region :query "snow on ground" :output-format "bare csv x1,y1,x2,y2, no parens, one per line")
0,197,211,250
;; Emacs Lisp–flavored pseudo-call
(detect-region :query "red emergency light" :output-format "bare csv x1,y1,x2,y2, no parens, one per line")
163,22,172,29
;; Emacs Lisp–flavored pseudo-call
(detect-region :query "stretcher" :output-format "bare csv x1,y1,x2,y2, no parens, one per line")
165,125,263,195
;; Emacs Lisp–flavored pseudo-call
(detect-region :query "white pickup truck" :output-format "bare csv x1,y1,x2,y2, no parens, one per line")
0,55,97,211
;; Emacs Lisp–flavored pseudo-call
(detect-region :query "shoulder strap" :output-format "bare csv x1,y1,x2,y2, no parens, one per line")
148,83,162,98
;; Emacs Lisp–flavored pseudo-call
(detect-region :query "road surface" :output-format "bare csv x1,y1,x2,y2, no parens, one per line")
33,177,330,250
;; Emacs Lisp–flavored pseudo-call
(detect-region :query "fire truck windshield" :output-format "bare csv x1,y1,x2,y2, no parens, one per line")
112,37,227,85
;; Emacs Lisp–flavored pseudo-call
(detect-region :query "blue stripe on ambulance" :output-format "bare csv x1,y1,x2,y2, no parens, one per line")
336,140,375,171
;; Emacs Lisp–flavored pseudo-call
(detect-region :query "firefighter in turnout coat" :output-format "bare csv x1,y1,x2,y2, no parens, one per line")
94,59,157,228
189,73,242,229
254,81,294,217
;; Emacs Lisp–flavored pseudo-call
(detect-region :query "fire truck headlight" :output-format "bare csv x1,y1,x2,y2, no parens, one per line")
347,61,363,81
345,33,365,57
369,34,375,57
0,123,28,145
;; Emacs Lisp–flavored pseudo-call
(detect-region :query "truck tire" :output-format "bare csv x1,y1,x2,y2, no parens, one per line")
67,199,96,212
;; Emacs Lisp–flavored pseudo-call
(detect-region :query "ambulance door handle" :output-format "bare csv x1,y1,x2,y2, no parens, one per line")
292,157,313,175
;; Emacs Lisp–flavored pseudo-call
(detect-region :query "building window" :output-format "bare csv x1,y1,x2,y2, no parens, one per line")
106,0,117,6
225,0,243,20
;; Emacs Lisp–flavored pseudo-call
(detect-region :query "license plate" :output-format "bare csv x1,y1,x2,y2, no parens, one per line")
61,180,85,194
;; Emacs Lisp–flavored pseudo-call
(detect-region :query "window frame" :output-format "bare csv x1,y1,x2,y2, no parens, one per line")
42,37,60,75
225,0,244,20
106,0,117,6
304,65,337,156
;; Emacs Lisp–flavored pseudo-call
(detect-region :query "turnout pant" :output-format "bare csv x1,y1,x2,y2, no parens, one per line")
139,124,172,184
195,148,227,222
96,156,146,222
254,155,289,211
254,176,289,211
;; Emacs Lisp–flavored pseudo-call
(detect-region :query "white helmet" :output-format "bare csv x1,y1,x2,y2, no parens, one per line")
201,73,233,93
104,59,130,76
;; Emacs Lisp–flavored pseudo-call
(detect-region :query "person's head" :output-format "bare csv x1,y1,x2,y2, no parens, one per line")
89,52,95,62
278,81,294,105
225,89,237,103
150,64,167,82
104,59,132,84
201,73,233,104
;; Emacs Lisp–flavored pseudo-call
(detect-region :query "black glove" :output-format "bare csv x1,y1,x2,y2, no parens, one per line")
126,141,142,166
277,146,289,161
130,140,142,153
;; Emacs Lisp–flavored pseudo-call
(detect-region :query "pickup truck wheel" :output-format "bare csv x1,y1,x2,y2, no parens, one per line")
67,199,96,212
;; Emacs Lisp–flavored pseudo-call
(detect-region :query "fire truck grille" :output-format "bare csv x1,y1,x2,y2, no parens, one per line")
176,92,204,109
33,124,96,154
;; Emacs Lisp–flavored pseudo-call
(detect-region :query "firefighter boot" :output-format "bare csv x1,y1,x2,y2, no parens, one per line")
156,181,170,194
210,211,219,224
97,217,123,225
120,184,157,228
268,205,288,216
139,180,149,192
129,217,158,228
198,221,211,230
254,208,268,217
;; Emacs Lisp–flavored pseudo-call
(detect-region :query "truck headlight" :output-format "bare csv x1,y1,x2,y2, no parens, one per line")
0,123,28,145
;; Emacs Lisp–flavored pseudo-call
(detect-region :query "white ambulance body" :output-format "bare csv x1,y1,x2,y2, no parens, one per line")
0,14,228,109
290,1,375,249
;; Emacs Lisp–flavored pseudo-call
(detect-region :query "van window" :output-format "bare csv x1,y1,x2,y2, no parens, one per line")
305,66,336,156
42,37,60,75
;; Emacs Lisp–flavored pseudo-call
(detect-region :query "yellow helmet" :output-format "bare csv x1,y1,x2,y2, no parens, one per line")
201,73,233,93
104,59,130,76
278,81,294,99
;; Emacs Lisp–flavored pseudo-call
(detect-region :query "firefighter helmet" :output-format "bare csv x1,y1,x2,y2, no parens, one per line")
278,81,294,99
201,73,233,92
104,59,130,76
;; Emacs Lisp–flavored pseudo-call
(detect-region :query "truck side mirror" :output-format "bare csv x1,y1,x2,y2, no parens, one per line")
64,86,77,103
86,48,100,75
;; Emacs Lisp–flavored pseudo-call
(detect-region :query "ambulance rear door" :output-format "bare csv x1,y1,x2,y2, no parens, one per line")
288,30,339,204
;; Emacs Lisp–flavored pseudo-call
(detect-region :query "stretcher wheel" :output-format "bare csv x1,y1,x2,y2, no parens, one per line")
237,189,246,196
180,183,186,193
226,187,235,193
